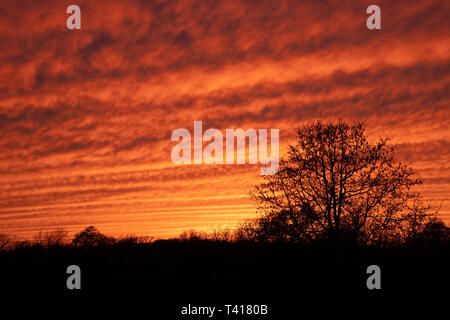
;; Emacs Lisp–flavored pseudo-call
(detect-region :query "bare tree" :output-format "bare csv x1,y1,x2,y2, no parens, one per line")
235,219,264,242
249,120,437,246
34,228,68,247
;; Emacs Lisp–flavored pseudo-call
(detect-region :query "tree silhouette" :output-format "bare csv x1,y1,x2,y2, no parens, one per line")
411,217,450,247
72,226,113,247
249,120,437,246
34,228,68,247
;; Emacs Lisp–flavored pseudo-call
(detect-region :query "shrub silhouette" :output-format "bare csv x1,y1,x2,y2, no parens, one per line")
179,229,208,241
116,235,154,246
248,120,438,246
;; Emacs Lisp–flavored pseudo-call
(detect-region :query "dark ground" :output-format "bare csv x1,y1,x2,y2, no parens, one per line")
0,241,448,318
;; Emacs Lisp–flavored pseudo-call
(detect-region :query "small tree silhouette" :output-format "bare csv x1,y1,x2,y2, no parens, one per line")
249,120,437,246
72,226,113,247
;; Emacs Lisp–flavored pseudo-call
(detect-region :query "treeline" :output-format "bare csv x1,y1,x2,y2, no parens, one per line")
0,226,235,250
1,217,448,252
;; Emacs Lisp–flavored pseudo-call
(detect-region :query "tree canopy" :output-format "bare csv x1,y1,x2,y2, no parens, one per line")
72,226,113,247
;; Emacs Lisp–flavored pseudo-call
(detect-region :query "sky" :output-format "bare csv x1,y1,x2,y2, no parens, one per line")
0,0,448,239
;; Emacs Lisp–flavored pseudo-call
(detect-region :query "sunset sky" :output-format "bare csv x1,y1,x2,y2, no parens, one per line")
0,0,448,239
